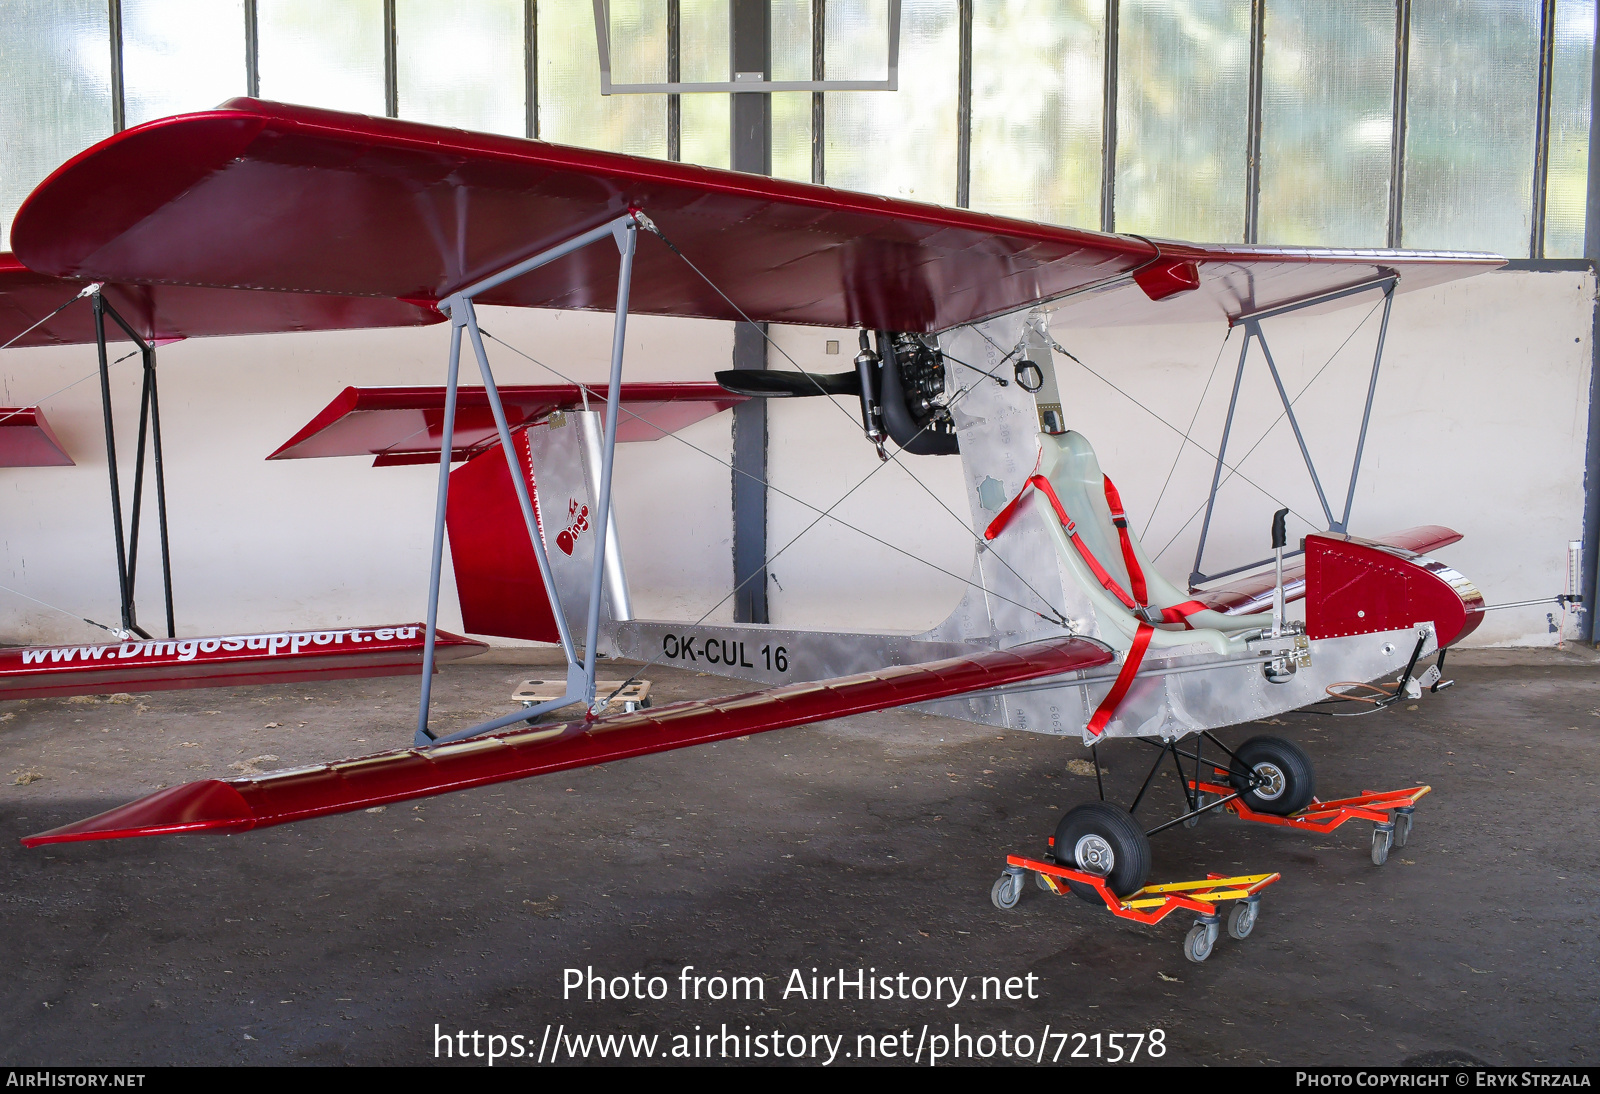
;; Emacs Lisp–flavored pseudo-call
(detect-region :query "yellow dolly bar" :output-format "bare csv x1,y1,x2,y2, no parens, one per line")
993,855,1281,963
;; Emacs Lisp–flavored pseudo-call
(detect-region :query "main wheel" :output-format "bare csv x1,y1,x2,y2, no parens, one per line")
1052,802,1152,903
1227,736,1316,815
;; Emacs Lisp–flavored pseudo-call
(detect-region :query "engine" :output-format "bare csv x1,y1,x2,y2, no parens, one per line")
855,330,959,457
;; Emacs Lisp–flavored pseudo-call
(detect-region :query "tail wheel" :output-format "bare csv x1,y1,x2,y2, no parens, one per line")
1052,802,1152,902
1227,735,1316,815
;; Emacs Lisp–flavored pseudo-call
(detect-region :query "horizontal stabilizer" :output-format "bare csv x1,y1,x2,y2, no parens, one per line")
22,635,1112,847
714,369,861,398
270,383,745,464
0,407,74,466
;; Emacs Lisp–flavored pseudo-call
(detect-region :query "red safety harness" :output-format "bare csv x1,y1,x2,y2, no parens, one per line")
985,472,1208,737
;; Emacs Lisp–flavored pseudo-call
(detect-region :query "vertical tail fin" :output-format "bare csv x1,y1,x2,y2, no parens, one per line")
446,411,629,643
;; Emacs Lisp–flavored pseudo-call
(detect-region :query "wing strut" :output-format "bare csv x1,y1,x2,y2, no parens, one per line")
89,287,176,640
415,213,643,748
1189,275,1397,588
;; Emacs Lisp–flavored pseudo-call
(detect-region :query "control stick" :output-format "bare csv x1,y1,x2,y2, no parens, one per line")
1270,507,1289,637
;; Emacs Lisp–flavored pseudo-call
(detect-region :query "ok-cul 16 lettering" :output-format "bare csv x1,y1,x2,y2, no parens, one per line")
661,634,788,672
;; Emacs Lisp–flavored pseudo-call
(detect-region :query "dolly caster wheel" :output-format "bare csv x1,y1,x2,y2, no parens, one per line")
1227,900,1258,940
991,870,1024,910
1371,825,1394,866
1184,919,1219,963
1393,809,1413,848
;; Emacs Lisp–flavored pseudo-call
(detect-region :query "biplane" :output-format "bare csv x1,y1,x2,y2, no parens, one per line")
9,100,1503,905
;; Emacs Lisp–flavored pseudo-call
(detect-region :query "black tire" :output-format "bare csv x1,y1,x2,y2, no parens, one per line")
1052,802,1152,902
1227,735,1315,815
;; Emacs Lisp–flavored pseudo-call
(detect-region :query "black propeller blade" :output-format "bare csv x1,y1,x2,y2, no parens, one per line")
715,369,862,398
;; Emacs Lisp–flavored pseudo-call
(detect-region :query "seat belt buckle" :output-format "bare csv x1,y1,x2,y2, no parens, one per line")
1136,605,1166,625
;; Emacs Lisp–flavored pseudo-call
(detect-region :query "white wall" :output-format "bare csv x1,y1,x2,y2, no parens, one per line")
0,306,736,645
1053,268,1594,647
0,268,1590,648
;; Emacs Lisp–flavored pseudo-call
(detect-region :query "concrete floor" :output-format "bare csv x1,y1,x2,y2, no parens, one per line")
0,651,1595,1066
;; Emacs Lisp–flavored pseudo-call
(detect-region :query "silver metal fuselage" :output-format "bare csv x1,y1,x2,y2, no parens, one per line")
599,311,1439,747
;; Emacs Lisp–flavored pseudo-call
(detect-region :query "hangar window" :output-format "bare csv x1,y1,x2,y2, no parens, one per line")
0,0,112,255
968,0,1105,231
539,0,668,157
679,0,735,168
1401,0,1542,256
395,0,525,136
122,0,245,128
0,0,1593,259
255,0,387,117
823,0,960,205
1542,0,1595,257
1256,0,1396,247
768,0,812,180
1113,0,1251,243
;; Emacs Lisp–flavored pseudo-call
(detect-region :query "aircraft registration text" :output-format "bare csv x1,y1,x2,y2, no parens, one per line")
662,634,788,673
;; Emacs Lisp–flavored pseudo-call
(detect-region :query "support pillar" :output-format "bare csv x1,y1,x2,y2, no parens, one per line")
730,0,772,624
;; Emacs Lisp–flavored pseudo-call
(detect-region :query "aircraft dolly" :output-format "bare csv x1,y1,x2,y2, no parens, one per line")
991,855,1281,964
1188,778,1431,866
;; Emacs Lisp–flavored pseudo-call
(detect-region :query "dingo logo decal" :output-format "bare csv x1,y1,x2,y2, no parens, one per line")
556,499,590,555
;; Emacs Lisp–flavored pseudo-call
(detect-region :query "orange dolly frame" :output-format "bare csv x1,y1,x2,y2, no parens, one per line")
1188,776,1431,866
992,855,1281,963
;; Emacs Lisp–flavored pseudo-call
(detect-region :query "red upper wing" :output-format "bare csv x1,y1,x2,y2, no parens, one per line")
0,253,441,348
12,100,1501,334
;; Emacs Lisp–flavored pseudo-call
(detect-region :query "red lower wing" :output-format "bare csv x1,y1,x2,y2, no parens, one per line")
22,636,1112,847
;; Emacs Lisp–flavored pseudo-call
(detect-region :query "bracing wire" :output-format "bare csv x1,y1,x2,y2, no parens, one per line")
0,286,91,354
631,222,1073,622
0,581,121,636
594,407,958,709
0,292,147,635
477,330,1068,627
1141,325,1234,539
575,307,1084,711
1034,330,1323,536
0,288,133,430
1144,297,1387,567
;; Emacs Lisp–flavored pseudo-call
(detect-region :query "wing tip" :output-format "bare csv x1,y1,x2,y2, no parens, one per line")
20,779,258,847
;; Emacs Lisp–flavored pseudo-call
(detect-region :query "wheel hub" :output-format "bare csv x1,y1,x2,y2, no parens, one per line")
1251,761,1286,801
1073,834,1115,876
